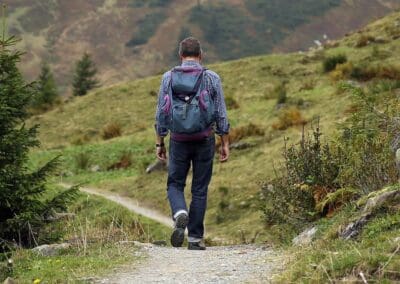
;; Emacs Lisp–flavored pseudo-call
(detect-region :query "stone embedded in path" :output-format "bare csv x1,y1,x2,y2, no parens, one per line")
32,243,71,256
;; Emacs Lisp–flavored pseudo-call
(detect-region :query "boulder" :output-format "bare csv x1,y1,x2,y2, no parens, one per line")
146,159,168,174
230,142,255,150
292,227,317,246
3,278,15,284
341,188,400,240
90,165,101,172
32,243,71,256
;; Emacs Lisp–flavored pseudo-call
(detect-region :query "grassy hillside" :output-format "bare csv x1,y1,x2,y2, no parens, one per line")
28,11,400,245
4,0,399,94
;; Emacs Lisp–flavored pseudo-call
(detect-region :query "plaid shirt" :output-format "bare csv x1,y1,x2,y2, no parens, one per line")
155,60,230,137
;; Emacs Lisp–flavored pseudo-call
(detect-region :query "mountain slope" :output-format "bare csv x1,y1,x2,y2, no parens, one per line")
29,11,400,242
4,0,400,95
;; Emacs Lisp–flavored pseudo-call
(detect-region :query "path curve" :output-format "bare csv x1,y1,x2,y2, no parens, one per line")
59,183,172,228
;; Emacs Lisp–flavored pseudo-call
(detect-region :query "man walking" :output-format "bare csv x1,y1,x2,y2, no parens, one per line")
155,37,230,250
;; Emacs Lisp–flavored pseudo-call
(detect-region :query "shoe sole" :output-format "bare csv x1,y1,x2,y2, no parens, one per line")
188,245,206,250
170,214,188,247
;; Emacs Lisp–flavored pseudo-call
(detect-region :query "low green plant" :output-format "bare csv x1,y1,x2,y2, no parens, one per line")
74,152,91,171
261,78,400,242
323,54,347,73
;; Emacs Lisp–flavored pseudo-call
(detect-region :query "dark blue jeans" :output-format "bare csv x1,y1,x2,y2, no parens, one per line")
167,135,215,239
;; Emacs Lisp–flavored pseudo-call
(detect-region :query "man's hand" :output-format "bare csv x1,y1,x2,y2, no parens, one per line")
156,145,167,161
219,134,230,163
219,144,229,162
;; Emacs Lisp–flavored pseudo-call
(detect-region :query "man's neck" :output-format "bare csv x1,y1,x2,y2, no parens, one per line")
181,57,200,63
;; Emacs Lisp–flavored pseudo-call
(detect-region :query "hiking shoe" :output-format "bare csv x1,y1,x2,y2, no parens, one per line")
188,241,206,250
170,213,188,247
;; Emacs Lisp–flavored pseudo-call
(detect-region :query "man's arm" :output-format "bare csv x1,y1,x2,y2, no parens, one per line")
209,72,230,162
155,73,169,161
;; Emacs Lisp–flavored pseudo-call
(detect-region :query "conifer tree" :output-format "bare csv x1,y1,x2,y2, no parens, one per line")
0,24,78,249
72,52,99,96
31,62,59,111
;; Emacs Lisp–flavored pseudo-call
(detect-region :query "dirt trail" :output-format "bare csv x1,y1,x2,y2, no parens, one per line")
60,183,281,283
99,245,280,284
59,183,173,228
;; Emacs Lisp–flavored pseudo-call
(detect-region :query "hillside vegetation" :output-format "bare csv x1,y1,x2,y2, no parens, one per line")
4,0,399,94
28,10,400,249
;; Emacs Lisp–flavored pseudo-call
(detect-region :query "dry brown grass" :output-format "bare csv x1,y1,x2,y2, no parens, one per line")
355,34,376,48
107,152,132,171
101,122,122,140
272,107,307,130
216,123,264,147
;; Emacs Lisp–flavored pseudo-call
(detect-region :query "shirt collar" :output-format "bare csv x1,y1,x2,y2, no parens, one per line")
181,60,202,68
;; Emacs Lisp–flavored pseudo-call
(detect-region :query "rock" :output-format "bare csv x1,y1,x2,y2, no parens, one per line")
32,243,71,256
374,36,387,44
362,189,400,214
292,227,317,246
133,241,153,248
340,215,369,240
46,212,76,221
396,148,400,174
341,189,400,240
152,240,167,246
90,165,101,172
146,159,168,174
230,142,255,150
3,278,15,284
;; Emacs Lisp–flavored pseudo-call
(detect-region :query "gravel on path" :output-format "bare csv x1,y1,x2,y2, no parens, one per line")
98,244,280,284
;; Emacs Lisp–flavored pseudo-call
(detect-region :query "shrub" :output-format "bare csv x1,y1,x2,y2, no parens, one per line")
0,34,78,249
107,152,133,171
355,34,375,48
299,78,316,91
351,64,400,82
216,123,264,148
329,62,354,81
275,83,287,105
261,81,400,234
101,122,122,140
224,96,240,109
323,54,347,73
215,187,233,224
70,133,91,146
74,152,91,171
272,107,306,130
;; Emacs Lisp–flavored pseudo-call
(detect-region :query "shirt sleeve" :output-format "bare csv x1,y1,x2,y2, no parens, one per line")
155,73,170,137
211,73,230,136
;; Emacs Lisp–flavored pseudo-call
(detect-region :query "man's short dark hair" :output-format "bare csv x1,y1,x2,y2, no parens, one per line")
179,37,202,57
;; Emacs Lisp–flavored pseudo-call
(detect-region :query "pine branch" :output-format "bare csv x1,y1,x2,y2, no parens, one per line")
42,185,80,218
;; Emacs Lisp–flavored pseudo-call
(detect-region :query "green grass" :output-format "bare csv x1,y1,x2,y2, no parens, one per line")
278,195,400,282
27,12,400,246
1,186,169,282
